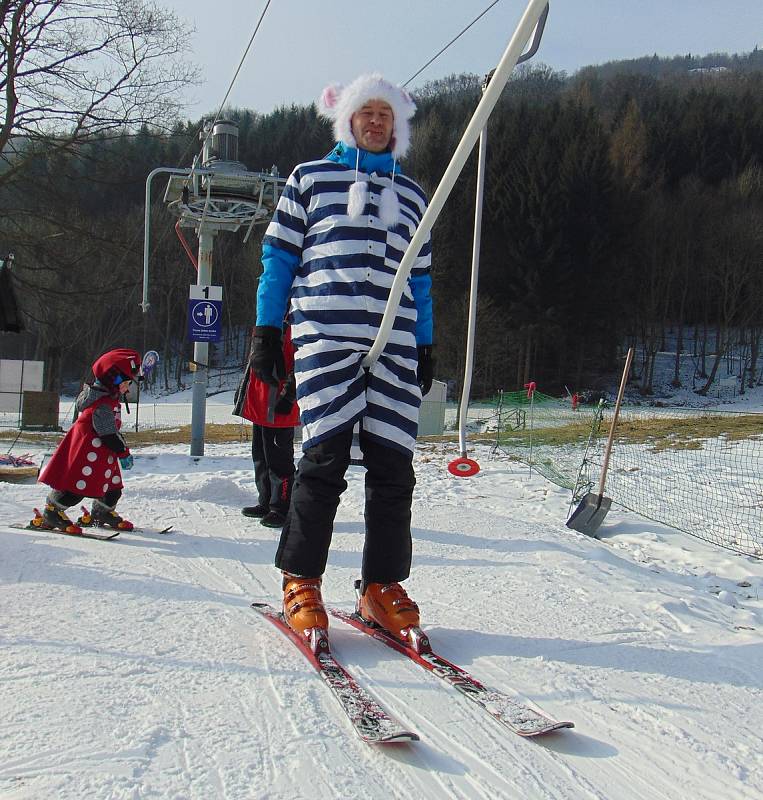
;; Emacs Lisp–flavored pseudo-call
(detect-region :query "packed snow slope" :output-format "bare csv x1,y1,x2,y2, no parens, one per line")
1,440,762,800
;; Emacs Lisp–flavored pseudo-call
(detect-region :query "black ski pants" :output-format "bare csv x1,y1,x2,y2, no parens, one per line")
252,423,295,514
275,427,416,583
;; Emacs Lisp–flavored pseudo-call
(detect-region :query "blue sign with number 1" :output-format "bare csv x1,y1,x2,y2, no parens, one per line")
188,285,222,342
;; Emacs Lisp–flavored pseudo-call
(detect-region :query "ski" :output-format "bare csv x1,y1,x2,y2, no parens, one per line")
81,522,173,535
77,507,173,534
128,525,175,536
251,602,419,744
329,607,574,738
9,523,120,541
130,526,173,535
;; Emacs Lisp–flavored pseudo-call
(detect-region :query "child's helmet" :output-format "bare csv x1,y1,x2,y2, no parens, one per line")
92,349,142,389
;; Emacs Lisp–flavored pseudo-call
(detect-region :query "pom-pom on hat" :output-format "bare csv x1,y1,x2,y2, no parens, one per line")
318,73,416,158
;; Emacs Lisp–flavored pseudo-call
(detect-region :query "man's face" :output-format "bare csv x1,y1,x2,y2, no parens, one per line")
350,99,394,153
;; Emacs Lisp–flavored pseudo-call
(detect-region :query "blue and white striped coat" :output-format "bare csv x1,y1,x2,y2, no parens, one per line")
256,143,433,456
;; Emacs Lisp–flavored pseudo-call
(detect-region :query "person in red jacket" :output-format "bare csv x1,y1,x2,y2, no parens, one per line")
33,348,141,533
234,324,299,528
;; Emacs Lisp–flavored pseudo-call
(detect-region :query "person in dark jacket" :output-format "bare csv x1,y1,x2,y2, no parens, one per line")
234,324,299,528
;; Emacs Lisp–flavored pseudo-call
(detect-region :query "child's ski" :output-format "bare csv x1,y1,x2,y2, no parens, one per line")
9,522,120,541
76,507,173,534
130,526,174,534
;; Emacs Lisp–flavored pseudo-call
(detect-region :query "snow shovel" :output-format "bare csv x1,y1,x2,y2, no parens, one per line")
566,347,633,538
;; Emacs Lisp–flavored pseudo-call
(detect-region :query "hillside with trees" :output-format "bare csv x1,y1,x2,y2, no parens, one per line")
1,29,762,398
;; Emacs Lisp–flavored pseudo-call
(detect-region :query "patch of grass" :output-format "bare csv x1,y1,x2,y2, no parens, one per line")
0,422,252,448
0,430,63,446
614,414,763,451
125,423,251,446
496,421,596,448
492,411,763,451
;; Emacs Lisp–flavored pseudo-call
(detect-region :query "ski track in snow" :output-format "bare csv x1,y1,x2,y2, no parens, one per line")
1,441,762,799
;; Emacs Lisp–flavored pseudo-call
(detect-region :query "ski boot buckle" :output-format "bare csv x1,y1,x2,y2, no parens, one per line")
306,627,330,657
404,626,432,654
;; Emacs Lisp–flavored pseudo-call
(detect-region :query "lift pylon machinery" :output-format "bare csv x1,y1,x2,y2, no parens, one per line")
142,119,286,455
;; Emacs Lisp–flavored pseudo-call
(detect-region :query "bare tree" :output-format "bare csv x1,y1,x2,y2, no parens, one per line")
695,200,760,396
0,0,197,187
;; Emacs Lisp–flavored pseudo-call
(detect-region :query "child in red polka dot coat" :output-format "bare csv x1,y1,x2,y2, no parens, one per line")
35,349,142,533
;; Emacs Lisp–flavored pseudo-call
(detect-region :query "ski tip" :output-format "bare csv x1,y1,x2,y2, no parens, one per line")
374,731,420,744
518,719,575,737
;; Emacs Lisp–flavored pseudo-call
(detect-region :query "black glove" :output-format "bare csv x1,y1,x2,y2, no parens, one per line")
250,326,285,386
417,345,434,396
274,374,297,415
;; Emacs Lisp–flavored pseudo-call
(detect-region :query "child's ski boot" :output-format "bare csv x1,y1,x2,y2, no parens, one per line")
80,501,134,531
31,504,83,535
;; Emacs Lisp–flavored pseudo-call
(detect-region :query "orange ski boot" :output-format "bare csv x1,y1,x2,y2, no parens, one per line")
34,504,83,535
357,580,422,646
282,573,328,640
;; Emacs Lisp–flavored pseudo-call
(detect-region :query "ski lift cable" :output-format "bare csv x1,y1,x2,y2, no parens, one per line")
210,0,273,119
184,0,273,188
143,0,274,305
402,0,503,88
143,0,274,201
148,1,507,318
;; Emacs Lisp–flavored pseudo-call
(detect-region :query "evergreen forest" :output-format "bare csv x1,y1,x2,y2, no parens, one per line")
1,49,762,398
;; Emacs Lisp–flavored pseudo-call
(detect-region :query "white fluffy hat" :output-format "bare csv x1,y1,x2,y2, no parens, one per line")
318,72,417,158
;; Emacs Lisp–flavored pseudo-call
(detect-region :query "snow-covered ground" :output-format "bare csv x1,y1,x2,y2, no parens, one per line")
2,433,762,799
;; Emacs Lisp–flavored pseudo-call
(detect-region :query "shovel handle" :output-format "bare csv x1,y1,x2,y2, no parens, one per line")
597,347,634,497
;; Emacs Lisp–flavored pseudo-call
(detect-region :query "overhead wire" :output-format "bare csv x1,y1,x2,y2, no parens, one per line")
186,0,273,188
139,0,275,288
402,0,503,87
142,0,275,371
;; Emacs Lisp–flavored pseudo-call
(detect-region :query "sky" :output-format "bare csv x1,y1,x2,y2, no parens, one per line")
159,0,762,119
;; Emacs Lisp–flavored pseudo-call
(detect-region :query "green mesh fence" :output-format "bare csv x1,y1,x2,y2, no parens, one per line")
490,391,763,559
491,390,603,490
580,407,763,558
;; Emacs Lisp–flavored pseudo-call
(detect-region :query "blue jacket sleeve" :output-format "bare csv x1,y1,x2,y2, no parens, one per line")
409,271,433,346
256,244,300,328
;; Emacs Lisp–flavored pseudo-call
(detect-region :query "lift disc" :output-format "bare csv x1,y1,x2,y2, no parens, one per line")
447,457,480,477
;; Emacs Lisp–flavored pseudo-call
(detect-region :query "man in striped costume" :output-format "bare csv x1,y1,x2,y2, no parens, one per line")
252,73,434,645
